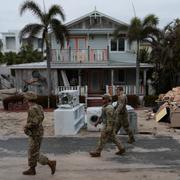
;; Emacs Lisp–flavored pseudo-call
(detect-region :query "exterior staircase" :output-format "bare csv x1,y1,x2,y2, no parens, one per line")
87,95,103,107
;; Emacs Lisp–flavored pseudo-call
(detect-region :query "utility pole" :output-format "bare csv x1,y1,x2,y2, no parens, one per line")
129,0,140,95
129,0,136,17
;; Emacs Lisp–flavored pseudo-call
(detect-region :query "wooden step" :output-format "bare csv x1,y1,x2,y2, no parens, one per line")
87,97,103,107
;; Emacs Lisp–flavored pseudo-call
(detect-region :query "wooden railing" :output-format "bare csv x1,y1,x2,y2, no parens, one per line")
51,47,109,63
106,85,144,95
56,85,88,97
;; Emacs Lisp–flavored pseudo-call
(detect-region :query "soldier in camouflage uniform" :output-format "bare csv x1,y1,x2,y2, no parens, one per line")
22,91,56,175
114,87,135,144
89,94,125,157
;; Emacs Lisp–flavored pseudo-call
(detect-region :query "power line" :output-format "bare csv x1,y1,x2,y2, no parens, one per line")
43,0,46,13
129,0,136,17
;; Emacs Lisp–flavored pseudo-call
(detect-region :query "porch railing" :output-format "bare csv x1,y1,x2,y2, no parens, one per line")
106,85,144,96
51,47,109,63
56,85,88,97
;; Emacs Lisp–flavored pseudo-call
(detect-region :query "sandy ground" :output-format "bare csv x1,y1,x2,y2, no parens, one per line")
0,111,54,137
1,102,180,179
0,104,179,137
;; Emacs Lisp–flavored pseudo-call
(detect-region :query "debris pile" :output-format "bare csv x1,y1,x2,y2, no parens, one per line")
155,87,180,126
158,87,180,104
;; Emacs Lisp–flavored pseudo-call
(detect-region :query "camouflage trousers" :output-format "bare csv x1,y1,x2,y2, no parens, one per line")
95,128,124,153
115,113,134,140
28,136,49,168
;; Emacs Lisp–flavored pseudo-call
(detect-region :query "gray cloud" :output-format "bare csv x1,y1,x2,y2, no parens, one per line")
0,0,179,32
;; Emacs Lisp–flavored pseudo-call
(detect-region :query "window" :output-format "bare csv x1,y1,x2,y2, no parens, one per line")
68,37,86,49
118,38,125,51
111,39,117,51
6,37,16,50
69,39,75,49
110,38,125,52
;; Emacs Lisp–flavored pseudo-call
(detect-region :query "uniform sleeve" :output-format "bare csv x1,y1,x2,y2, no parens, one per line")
115,95,126,114
26,107,44,128
106,107,115,128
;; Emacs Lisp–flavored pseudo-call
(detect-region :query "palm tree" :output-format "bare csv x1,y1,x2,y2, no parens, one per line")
114,14,159,94
149,19,180,93
0,39,3,52
19,0,69,106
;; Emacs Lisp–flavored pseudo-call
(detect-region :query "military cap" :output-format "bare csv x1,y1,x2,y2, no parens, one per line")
24,91,37,100
102,93,112,101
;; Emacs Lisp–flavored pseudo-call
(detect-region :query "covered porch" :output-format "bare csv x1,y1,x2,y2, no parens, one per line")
57,68,147,96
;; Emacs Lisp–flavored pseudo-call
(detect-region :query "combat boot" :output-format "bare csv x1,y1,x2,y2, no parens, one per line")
89,151,101,157
22,167,36,175
115,148,125,155
48,160,56,175
127,137,135,144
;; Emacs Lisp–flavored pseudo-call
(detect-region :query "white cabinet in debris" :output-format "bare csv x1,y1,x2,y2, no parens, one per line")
54,104,85,135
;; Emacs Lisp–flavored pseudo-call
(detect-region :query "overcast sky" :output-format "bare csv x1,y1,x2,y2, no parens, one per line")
0,0,179,33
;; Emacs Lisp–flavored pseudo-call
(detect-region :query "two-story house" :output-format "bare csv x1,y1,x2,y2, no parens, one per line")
10,10,153,106
50,10,152,94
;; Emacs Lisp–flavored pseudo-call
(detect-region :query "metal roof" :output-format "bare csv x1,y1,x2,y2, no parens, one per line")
9,61,153,70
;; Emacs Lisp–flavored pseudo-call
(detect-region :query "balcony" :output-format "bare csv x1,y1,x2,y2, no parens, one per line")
51,47,109,64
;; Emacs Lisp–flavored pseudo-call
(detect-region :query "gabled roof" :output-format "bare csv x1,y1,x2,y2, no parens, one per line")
65,10,129,27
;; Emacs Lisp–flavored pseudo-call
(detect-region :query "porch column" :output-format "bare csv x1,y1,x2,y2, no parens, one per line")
111,69,114,95
53,69,58,95
143,69,147,95
78,69,81,95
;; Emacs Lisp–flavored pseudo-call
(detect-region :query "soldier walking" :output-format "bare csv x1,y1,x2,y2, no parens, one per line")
114,86,135,143
89,94,125,157
23,91,56,175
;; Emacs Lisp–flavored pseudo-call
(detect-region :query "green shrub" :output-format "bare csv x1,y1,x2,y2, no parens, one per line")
3,95,24,110
3,95,86,110
143,95,158,107
36,95,58,108
3,95,58,110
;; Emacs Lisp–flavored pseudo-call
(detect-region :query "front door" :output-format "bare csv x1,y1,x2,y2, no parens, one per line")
88,70,104,95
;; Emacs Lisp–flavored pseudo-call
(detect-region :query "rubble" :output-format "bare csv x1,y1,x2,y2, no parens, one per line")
159,86,180,103
155,87,180,125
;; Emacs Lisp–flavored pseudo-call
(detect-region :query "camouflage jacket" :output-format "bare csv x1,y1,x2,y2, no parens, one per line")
101,103,115,131
24,104,44,136
115,94,127,114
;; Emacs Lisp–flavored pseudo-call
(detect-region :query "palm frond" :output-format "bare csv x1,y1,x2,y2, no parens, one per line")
48,5,65,22
50,18,69,48
163,21,173,32
143,14,159,27
20,0,43,21
128,17,142,41
19,23,43,42
142,26,159,39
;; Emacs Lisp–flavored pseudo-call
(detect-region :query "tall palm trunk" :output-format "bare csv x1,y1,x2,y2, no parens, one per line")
45,33,52,108
136,40,140,95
